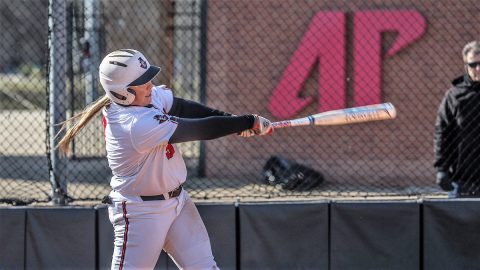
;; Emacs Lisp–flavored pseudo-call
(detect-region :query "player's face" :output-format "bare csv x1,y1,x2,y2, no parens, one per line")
465,52,480,82
130,81,154,106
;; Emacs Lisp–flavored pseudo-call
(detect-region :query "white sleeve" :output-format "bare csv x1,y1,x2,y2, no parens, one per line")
151,85,174,113
130,110,178,153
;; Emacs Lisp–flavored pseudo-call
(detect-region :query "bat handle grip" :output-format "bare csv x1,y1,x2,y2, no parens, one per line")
271,121,290,129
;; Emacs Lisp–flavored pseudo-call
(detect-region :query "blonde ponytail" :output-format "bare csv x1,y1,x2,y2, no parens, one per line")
57,95,111,156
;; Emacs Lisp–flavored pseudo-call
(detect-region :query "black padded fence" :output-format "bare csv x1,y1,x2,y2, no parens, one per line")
1,0,479,205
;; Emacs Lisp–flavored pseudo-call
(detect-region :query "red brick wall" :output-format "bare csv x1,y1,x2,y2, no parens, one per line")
203,1,478,185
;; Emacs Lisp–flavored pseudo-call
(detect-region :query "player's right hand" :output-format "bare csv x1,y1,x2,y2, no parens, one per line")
252,115,273,136
238,129,256,137
436,171,454,191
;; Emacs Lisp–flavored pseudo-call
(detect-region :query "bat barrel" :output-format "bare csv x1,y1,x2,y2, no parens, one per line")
336,102,396,125
271,102,396,128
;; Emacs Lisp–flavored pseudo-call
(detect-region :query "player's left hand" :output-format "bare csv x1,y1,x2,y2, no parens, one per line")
234,114,260,137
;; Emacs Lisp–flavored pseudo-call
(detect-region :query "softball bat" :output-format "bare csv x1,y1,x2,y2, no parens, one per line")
272,102,396,128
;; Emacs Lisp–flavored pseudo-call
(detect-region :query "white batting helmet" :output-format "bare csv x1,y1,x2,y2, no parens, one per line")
99,49,161,105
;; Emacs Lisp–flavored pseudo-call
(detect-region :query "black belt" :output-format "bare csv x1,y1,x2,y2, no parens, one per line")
140,185,183,201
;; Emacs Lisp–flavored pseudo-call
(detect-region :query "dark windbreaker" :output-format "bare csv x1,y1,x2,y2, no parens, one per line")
434,74,480,194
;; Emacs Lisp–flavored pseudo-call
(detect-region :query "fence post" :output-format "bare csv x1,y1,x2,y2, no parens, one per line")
48,0,68,205
198,0,208,177
83,0,101,105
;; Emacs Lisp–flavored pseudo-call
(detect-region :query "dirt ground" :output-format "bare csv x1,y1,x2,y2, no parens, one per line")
0,175,448,207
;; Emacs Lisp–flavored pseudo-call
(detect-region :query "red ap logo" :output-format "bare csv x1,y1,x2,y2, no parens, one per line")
269,10,427,119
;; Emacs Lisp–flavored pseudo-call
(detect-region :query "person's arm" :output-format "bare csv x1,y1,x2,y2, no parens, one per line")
433,91,456,191
433,92,456,172
169,115,272,144
168,97,233,118
168,97,262,138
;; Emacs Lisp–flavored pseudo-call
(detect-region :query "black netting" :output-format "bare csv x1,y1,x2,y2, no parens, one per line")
0,0,50,204
1,0,479,205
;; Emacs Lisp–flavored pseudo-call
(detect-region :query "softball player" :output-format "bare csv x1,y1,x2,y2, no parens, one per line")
57,49,273,269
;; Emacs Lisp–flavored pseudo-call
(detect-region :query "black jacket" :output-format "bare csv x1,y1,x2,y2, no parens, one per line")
434,74,480,191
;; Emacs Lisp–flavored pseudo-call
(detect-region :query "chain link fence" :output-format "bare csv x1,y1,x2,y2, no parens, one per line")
0,0,51,204
1,0,478,205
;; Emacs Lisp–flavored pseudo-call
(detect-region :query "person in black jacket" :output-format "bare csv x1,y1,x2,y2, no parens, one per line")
434,40,480,197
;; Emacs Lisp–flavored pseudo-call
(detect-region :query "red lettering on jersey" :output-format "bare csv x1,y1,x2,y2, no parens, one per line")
102,116,107,140
166,144,175,159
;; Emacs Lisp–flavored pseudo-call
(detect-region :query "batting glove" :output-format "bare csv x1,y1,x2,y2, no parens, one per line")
252,115,273,135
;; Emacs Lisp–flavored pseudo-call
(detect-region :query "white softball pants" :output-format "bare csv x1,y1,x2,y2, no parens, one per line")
108,190,219,270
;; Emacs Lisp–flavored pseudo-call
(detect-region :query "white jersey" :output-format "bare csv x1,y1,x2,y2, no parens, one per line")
102,85,187,196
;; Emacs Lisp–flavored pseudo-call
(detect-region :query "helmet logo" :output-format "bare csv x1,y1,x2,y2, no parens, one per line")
138,57,147,69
